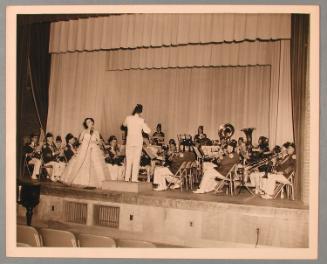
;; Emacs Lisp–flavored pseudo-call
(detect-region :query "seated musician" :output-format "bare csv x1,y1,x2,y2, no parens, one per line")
42,133,66,182
193,141,239,194
64,133,77,162
153,139,196,191
55,135,66,162
249,142,296,198
235,137,249,161
251,136,270,158
23,133,42,180
194,126,211,146
152,123,165,146
104,135,125,181
140,134,163,181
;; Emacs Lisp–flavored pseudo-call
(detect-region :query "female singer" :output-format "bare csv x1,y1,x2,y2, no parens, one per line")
61,118,108,188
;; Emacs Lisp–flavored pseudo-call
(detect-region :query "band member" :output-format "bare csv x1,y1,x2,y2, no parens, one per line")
260,143,296,199
249,142,296,198
194,126,211,146
23,133,42,180
152,123,165,146
236,137,249,159
42,133,66,182
55,136,63,150
55,135,66,162
64,133,77,162
153,140,196,191
61,118,108,188
123,104,151,182
193,141,239,194
104,135,125,181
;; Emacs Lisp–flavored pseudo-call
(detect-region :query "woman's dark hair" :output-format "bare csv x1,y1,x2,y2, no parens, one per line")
229,139,237,150
46,132,53,138
282,141,291,148
65,133,74,144
273,145,281,154
56,136,62,142
238,137,245,143
83,117,95,129
108,135,117,144
132,104,143,115
156,123,162,130
30,133,38,139
168,139,176,146
288,142,296,150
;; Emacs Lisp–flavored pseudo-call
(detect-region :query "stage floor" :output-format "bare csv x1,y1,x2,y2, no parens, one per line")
38,180,307,210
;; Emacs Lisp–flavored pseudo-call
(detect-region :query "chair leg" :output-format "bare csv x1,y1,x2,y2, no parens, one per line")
214,180,224,193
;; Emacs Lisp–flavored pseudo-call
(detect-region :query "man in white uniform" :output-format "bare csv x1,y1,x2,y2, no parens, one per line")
123,104,151,182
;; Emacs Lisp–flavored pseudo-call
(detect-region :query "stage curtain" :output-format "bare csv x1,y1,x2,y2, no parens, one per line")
49,13,291,53
47,50,293,147
291,14,309,200
106,41,278,70
17,20,51,178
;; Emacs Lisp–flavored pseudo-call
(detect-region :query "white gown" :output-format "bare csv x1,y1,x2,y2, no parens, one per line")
61,130,108,188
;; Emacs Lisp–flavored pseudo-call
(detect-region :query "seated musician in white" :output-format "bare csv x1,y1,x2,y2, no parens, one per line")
153,139,196,191
249,142,296,199
142,135,165,180
23,133,42,180
42,133,66,182
104,135,125,181
193,142,239,194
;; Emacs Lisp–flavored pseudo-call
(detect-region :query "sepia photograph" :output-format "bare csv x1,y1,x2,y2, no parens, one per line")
6,4,319,259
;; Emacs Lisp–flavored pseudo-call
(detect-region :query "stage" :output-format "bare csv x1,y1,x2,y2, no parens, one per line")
17,180,309,248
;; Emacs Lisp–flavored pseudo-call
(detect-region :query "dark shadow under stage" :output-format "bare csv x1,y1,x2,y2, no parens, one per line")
17,179,309,248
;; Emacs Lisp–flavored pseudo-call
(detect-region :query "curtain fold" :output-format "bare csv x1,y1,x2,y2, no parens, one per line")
47,50,293,147
49,14,291,53
291,14,309,200
106,41,278,70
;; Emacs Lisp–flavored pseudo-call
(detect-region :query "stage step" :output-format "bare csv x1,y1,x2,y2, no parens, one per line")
102,181,152,193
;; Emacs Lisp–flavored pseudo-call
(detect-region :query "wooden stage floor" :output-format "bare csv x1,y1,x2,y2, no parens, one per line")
38,180,307,210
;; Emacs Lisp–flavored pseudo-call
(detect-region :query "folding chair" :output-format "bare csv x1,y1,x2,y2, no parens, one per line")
184,161,194,190
78,233,116,247
273,171,295,200
214,164,237,196
17,224,42,247
167,161,188,191
39,228,77,247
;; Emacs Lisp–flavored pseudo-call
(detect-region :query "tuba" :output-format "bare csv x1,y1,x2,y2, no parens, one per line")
241,127,255,151
218,123,234,146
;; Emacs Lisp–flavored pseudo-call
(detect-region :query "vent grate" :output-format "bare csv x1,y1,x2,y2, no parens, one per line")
64,201,87,224
94,205,120,228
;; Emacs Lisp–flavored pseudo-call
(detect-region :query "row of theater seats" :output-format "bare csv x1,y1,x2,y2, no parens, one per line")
17,225,156,248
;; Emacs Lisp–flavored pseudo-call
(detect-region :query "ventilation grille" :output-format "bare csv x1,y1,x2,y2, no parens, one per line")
94,205,120,228
64,201,87,224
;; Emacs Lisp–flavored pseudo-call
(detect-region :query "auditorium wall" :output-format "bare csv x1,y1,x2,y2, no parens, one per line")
17,194,309,248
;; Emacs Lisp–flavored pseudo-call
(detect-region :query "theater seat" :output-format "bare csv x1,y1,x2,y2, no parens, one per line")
17,224,42,247
78,233,116,247
39,228,77,247
117,239,156,248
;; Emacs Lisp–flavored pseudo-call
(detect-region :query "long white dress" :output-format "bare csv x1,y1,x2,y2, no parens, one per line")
61,130,108,188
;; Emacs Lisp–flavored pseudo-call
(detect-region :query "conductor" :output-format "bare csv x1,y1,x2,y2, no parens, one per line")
123,104,151,182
